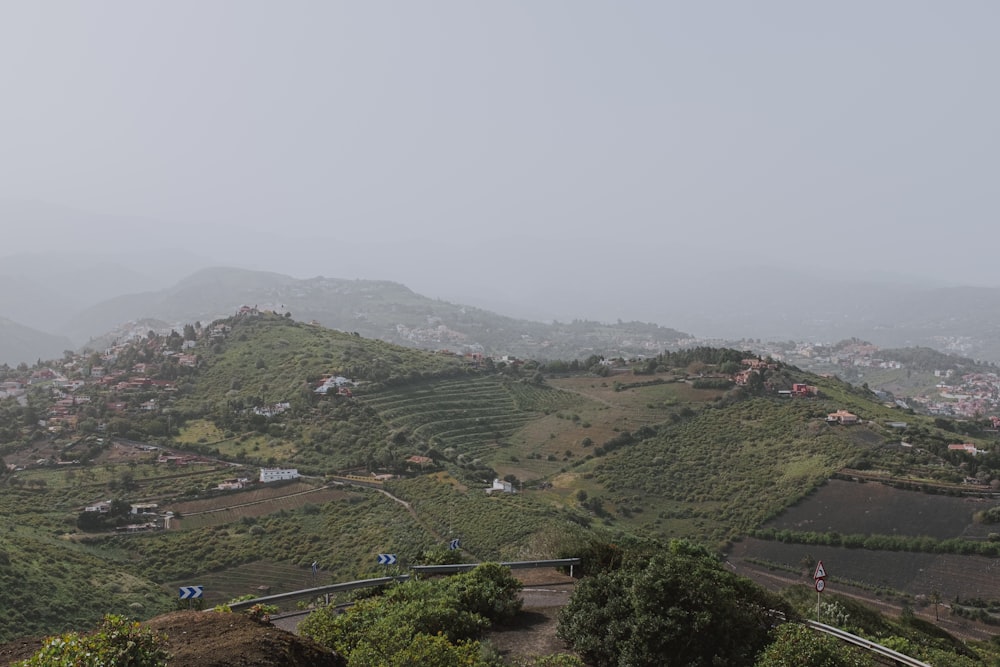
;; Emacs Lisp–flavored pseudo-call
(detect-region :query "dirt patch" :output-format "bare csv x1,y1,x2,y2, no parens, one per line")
0,636,45,666
482,569,580,662
485,606,574,661
147,611,345,667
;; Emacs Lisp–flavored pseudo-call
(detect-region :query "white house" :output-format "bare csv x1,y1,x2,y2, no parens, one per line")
487,478,515,494
260,468,300,483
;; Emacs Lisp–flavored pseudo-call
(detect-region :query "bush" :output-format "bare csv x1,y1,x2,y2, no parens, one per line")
302,563,522,663
755,624,876,666
446,562,522,623
16,614,169,667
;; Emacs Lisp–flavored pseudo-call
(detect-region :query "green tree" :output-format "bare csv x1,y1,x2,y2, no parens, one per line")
557,540,793,667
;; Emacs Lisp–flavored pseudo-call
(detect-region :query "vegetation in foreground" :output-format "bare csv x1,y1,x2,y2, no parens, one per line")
17,546,999,667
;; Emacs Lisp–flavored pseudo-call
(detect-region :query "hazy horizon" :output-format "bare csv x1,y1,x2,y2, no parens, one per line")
2,2,999,330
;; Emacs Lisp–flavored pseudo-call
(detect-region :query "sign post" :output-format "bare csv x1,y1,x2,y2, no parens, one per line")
179,585,204,610
813,561,827,620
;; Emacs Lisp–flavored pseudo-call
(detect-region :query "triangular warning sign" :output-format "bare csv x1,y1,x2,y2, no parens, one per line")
813,561,826,579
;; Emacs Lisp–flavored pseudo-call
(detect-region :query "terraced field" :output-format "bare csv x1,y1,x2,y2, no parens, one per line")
171,484,350,530
359,376,581,461
164,559,318,606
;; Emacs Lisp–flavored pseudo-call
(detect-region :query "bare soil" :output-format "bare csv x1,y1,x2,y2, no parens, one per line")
145,612,344,667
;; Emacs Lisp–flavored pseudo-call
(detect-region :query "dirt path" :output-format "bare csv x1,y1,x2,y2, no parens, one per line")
333,480,447,543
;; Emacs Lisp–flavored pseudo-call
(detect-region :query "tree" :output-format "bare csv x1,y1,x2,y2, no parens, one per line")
558,540,793,667
928,590,942,621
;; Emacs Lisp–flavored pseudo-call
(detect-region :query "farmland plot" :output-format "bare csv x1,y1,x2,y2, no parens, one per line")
359,376,580,458
767,478,1000,540
164,559,316,606
730,537,1000,601
169,481,348,530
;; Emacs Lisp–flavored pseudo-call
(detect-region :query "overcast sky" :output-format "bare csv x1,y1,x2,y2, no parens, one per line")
2,2,997,323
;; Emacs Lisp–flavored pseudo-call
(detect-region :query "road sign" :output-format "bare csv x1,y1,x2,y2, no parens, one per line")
448,538,461,550
813,561,826,580
179,585,204,599
377,553,397,565
815,578,825,593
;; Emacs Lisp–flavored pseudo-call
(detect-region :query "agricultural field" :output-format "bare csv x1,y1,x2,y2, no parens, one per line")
765,478,999,540
548,374,722,422
730,478,1000,622
729,537,1000,602
358,375,581,464
494,375,725,482
169,482,349,530
117,487,440,586
164,559,319,607
388,473,591,561
591,397,868,543
174,419,227,446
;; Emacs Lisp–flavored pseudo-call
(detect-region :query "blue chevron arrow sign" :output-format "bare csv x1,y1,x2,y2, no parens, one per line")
178,585,204,599
448,538,461,550
377,553,397,565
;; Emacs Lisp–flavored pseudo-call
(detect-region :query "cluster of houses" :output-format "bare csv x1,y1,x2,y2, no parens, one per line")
910,371,1000,419
394,322,470,347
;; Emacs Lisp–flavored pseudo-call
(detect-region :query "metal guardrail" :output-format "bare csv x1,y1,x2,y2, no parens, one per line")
411,558,581,577
227,575,410,611
806,620,932,667
225,558,580,611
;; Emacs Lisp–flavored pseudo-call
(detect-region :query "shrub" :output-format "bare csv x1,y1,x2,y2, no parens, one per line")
16,614,169,667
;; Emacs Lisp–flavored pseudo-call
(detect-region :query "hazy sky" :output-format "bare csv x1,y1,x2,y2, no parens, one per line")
2,2,998,323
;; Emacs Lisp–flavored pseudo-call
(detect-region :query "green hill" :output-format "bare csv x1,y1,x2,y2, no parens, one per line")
2,316,999,648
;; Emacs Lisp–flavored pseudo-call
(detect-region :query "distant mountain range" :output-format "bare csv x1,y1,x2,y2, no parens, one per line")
30,267,690,364
5,261,1000,366
0,316,73,367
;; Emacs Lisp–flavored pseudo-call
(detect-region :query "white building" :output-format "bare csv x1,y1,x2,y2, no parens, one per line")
487,478,515,494
260,468,300,483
